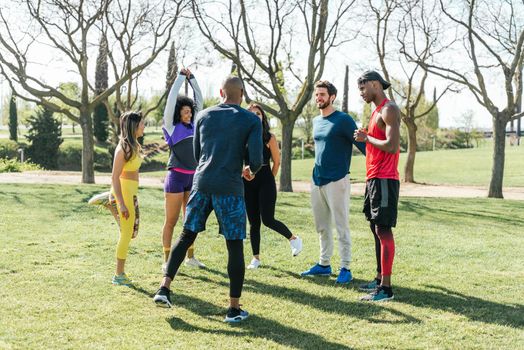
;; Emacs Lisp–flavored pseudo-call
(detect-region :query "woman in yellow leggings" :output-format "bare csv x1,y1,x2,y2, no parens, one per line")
111,111,145,286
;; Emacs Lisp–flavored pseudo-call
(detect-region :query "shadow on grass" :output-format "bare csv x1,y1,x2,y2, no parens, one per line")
166,293,354,350
267,265,523,328
400,200,524,226
128,283,156,298
397,284,524,328
183,267,420,326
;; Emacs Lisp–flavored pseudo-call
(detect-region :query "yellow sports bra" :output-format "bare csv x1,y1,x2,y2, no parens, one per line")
123,154,142,172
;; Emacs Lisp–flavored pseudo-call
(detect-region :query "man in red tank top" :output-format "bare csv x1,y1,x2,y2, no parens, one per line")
354,71,401,302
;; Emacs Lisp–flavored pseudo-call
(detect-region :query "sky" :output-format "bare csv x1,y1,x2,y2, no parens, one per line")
0,1,513,130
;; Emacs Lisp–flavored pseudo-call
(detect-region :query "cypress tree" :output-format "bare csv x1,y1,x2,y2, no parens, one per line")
8,94,17,142
93,35,109,143
166,41,178,91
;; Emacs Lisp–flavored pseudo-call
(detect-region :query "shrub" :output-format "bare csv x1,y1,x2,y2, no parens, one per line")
57,143,112,171
0,158,41,173
0,139,21,159
26,107,63,169
291,142,315,160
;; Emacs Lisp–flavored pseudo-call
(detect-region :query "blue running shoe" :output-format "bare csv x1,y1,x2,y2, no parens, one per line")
301,263,332,277
359,278,380,291
335,267,353,284
112,273,132,286
360,286,394,302
224,307,249,323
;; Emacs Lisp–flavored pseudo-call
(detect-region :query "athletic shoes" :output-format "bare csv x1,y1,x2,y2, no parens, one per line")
335,267,353,284
290,236,303,256
184,257,206,268
111,273,132,286
360,286,394,302
153,286,173,308
301,263,332,277
88,191,111,206
247,258,261,269
224,307,249,323
359,278,381,291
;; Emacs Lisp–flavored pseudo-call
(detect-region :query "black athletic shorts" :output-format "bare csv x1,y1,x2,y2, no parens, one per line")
363,178,400,227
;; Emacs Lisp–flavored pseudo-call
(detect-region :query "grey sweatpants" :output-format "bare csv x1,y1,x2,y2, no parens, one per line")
310,175,351,269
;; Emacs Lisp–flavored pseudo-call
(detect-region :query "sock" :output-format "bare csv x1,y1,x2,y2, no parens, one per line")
163,247,171,262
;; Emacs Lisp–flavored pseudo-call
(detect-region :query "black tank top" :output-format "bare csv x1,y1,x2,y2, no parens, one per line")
245,143,271,166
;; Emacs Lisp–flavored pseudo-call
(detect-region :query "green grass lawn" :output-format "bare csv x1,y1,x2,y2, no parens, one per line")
291,141,524,187
0,184,522,349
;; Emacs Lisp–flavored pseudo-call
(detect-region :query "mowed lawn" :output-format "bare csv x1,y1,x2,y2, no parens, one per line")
0,184,522,349
291,140,524,187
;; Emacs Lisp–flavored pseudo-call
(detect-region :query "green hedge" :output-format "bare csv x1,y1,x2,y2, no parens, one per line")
57,143,113,171
0,158,41,173
1,139,167,172
0,139,25,159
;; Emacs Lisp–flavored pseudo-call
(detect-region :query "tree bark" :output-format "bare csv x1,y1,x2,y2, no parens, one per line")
80,109,95,184
279,117,295,192
488,115,507,198
403,118,417,183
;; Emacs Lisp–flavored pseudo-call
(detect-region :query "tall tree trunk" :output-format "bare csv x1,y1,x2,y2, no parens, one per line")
80,110,95,184
488,115,507,198
403,119,417,183
342,65,349,114
518,117,522,146
279,117,295,192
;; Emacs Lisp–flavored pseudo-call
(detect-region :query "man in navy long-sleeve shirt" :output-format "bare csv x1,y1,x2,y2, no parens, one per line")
154,76,262,324
301,80,365,285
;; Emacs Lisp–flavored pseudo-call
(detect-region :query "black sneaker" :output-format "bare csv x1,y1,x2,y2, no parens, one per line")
359,278,381,291
360,285,394,302
153,286,172,308
224,307,249,323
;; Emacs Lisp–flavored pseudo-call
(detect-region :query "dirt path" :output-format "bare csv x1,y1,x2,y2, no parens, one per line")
1,170,523,200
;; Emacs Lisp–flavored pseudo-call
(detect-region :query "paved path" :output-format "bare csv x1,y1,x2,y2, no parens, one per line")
1,171,523,200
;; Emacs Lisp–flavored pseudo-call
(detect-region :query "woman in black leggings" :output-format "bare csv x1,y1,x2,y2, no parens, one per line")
242,104,303,269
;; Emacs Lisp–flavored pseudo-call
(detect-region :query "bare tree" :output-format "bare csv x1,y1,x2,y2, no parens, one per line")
103,2,187,144
368,0,452,183
0,0,186,183
192,0,356,191
410,0,524,198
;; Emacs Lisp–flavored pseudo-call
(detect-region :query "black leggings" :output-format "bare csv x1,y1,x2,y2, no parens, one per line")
165,229,245,298
244,168,292,256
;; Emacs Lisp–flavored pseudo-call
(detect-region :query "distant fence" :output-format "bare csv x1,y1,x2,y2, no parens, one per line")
482,130,522,138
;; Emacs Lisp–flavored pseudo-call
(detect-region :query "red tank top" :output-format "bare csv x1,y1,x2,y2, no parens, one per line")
366,99,400,180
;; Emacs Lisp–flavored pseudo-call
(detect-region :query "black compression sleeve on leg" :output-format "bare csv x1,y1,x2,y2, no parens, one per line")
165,229,198,279
226,239,245,298
370,222,382,274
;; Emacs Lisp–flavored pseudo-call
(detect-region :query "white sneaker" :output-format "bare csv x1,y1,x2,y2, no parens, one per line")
88,191,111,206
247,258,261,269
290,236,303,256
185,257,206,268
161,263,167,275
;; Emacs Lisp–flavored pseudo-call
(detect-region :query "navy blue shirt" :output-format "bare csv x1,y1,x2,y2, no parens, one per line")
312,110,366,186
193,104,263,196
